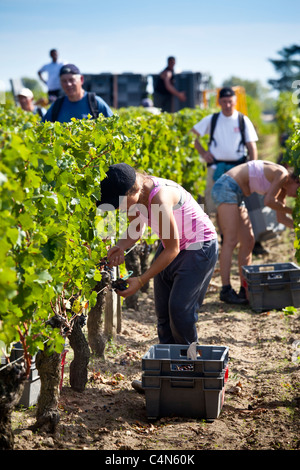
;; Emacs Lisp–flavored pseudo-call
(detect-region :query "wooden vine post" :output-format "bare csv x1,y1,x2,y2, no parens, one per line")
104,266,122,338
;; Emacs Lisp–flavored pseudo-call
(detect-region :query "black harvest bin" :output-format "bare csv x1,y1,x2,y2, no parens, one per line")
242,262,300,312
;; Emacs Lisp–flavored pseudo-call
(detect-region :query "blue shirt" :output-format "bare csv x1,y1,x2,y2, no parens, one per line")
43,92,113,122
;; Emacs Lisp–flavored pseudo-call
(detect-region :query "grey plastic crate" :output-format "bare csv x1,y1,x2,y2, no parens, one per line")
142,374,226,420
9,342,41,407
142,344,229,377
245,193,285,242
242,262,300,312
19,376,41,408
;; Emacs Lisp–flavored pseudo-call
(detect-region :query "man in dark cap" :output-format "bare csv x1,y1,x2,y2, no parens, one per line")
43,64,113,122
191,86,258,215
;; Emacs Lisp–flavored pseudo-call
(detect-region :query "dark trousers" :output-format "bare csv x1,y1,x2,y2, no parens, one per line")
153,239,218,345
153,92,174,112
48,89,63,103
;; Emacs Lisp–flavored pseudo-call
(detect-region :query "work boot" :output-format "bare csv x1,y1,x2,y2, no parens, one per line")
131,380,145,394
238,286,248,301
252,242,268,256
220,285,248,305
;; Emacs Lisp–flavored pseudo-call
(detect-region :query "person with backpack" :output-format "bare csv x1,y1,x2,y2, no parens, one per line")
42,64,113,123
191,87,258,216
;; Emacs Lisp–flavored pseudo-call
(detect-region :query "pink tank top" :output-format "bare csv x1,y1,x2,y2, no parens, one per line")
137,177,216,250
248,160,271,195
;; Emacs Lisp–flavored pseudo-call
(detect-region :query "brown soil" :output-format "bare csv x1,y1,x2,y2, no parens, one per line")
11,228,300,452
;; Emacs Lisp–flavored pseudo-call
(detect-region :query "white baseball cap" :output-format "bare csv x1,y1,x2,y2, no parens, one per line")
18,88,34,99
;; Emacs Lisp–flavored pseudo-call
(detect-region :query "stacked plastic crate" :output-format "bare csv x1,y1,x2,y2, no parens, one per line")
242,262,300,312
173,72,203,111
9,342,41,408
115,73,148,108
141,344,229,421
83,73,114,107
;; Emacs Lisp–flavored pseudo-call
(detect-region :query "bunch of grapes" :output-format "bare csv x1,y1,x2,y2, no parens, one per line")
111,279,128,291
97,258,128,291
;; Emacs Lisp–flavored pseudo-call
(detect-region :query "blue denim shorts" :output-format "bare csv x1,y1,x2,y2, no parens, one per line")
211,174,244,208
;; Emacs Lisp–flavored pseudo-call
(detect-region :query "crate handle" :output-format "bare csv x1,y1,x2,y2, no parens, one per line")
260,279,292,285
170,378,195,388
170,362,194,372
267,273,283,280
259,283,286,290
260,280,292,288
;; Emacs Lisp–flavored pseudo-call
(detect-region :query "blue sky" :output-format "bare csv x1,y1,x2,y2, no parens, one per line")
0,0,299,94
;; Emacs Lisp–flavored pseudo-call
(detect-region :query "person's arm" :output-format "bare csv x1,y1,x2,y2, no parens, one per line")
276,209,294,228
110,191,180,297
191,128,215,164
246,141,258,160
38,70,47,86
162,70,186,102
138,197,180,286
107,213,144,266
263,172,293,215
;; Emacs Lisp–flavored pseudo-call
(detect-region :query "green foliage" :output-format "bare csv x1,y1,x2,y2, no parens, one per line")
283,114,300,264
21,77,44,96
223,76,269,101
116,106,209,196
0,103,208,357
268,44,300,92
275,92,300,137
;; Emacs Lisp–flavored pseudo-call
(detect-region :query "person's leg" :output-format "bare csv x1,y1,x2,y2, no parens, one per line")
165,240,218,344
218,203,248,304
237,205,255,280
154,270,176,344
218,203,240,286
205,166,217,216
153,244,176,343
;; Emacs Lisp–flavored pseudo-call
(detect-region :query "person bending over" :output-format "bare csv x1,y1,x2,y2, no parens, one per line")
96,163,218,345
211,160,299,305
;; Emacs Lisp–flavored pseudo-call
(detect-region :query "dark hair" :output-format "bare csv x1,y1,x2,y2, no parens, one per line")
288,169,299,183
97,163,136,209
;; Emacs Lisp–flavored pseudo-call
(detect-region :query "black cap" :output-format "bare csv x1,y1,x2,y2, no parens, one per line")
60,64,81,76
97,163,136,210
219,87,235,98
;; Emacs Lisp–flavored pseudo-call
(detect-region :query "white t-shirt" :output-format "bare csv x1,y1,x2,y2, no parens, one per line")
193,110,258,162
38,61,65,91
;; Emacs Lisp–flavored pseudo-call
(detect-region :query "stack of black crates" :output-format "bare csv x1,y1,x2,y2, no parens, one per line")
83,73,114,107
242,262,300,312
83,72,207,110
83,73,148,108
141,344,229,421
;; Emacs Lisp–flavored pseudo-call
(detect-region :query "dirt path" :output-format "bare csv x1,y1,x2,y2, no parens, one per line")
12,229,300,451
